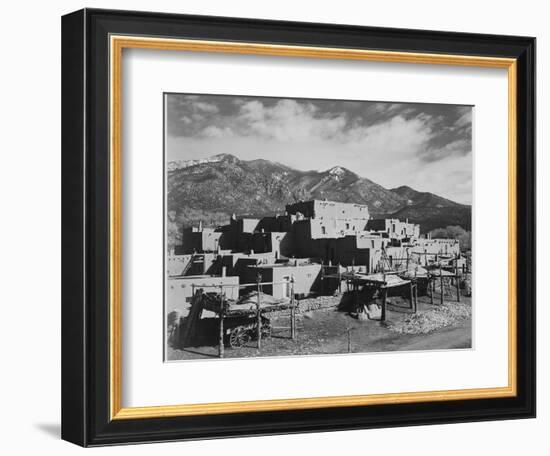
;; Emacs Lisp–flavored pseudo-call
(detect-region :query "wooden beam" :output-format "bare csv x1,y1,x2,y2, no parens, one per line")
409,281,414,311
430,274,434,306
455,253,461,302
338,263,342,293
413,283,418,313
256,275,262,350
439,264,444,306
290,277,296,340
381,287,387,322
218,285,224,358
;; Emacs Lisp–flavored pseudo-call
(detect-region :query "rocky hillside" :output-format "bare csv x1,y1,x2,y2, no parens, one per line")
388,185,471,233
390,185,463,208
167,154,471,245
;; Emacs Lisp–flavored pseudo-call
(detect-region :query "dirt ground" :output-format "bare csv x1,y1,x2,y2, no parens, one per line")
167,293,472,360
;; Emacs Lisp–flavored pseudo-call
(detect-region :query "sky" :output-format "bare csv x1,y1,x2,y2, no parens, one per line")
166,93,473,204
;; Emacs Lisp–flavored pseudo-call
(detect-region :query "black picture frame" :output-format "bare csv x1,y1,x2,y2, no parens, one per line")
62,8,536,447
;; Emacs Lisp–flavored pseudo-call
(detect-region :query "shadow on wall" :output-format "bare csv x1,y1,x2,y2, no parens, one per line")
170,316,219,348
168,314,268,349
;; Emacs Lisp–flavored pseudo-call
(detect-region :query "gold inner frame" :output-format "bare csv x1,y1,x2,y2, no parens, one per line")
109,35,517,420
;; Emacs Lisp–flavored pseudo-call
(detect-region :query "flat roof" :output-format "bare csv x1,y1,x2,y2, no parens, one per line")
253,262,319,269
168,274,239,280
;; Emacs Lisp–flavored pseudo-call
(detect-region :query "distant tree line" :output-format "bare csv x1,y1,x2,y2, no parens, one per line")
429,225,472,251
167,209,230,251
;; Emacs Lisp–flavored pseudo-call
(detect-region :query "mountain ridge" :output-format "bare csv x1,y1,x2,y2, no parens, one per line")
167,154,471,246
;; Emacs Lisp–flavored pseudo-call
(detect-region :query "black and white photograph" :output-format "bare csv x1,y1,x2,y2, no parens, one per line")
0,0,541,452
165,93,473,361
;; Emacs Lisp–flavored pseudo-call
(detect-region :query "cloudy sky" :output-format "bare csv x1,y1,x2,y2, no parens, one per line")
166,93,472,204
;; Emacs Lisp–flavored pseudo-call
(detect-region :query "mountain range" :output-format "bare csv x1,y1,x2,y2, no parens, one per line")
167,153,471,244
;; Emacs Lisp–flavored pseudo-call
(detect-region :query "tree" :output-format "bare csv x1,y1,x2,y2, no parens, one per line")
167,211,183,251
429,225,471,251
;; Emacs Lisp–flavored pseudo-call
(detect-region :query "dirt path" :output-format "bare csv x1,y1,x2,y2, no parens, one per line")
355,320,471,354
167,297,472,360
392,323,471,351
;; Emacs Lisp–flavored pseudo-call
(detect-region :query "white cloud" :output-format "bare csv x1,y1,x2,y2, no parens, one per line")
346,114,434,154
421,138,471,162
193,101,219,114
407,154,472,204
237,99,347,142
455,110,472,128
200,125,234,138
167,97,472,204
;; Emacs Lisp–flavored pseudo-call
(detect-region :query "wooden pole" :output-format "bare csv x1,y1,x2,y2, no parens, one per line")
347,327,352,353
381,272,387,321
290,276,296,340
409,281,414,311
439,264,444,306
218,285,224,358
256,274,262,350
355,280,359,311
321,262,325,294
338,263,342,293
413,268,418,313
455,253,461,302
429,273,434,305
381,287,387,322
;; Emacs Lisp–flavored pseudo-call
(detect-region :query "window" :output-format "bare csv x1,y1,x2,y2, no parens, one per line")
345,223,350,230
321,226,326,235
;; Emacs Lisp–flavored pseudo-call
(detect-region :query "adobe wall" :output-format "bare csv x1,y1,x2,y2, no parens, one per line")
167,254,192,276
166,275,240,314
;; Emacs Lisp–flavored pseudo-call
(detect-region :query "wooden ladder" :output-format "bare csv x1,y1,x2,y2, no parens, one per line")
181,253,205,276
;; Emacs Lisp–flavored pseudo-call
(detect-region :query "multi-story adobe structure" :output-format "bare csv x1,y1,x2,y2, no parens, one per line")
367,218,421,240
168,199,460,305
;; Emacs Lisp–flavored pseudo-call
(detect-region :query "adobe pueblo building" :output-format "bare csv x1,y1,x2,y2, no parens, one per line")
168,199,462,306
167,199,470,358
